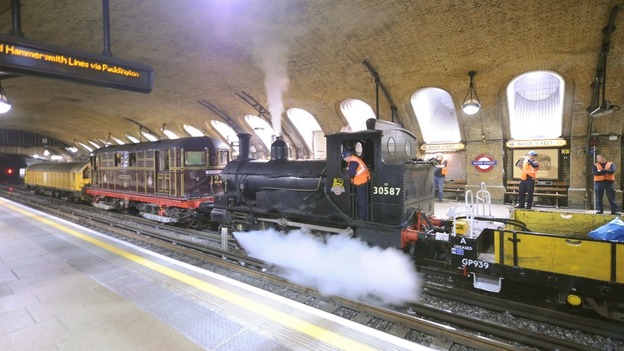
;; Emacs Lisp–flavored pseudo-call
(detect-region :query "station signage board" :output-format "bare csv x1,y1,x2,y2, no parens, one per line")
505,139,567,148
420,143,465,152
0,35,153,93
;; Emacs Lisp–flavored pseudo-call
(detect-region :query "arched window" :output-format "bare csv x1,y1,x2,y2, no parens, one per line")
183,124,204,137
141,131,158,142
162,129,179,139
110,136,125,145
245,115,276,150
411,88,461,144
126,134,140,144
211,120,238,145
507,71,564,139
286,108,323,153
340,99,376,132
77,142,93,153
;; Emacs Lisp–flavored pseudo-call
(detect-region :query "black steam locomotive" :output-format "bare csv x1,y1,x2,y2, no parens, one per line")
211,119,439,251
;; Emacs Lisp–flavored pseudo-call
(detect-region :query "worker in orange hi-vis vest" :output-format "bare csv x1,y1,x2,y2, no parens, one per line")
433,153,448,202
516,150,539,209
592,154,620,215
342,149,371,221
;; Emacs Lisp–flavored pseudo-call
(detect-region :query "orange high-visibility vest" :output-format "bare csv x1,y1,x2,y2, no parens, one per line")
521,159,538,180
346,155,370,186
594,162,615,182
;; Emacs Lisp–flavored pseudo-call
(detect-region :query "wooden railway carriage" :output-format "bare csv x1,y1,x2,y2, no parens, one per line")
87,137,230,224
24,161,91,201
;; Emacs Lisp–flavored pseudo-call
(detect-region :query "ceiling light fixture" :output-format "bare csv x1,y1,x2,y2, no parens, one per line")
462,71,480,115
0,80,12,114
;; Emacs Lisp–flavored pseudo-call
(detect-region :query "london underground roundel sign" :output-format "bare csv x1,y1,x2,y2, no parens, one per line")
471,154,497,172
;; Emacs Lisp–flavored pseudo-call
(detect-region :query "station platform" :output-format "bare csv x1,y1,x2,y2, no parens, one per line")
0,197,431,351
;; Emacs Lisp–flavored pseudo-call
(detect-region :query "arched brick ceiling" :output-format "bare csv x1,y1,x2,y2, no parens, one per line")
0,0,622,153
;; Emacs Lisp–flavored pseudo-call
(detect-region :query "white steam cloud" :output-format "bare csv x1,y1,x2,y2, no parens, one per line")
234,228,421,306
257,39,289,136
247,4,305,138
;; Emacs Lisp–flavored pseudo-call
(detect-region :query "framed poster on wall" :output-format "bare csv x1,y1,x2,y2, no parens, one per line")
512,149,559,180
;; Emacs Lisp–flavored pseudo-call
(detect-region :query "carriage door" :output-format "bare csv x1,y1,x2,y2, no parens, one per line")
155,150,170,194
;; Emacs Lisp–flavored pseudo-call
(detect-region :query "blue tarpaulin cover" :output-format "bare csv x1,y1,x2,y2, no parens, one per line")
588,217,624,242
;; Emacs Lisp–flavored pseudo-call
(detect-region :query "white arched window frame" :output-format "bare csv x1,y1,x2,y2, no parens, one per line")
110,136,125,145
286,108,323,152
126,134,140,144
411,88,461,144
162,129,179,139
211,120,239,145
507,71,564,140
77,142,93,153
340,99,376,132
183,124,204,137
245,115,276,150
141,131,158,142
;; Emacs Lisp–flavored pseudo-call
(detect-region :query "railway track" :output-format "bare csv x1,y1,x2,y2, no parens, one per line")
2,185,621,350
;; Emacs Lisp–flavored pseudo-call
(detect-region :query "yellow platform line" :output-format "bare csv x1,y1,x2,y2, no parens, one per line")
2,201,379,351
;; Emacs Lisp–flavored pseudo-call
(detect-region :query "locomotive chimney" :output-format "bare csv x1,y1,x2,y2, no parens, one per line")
237,133,252,160
270,136,288,161
365,118,376,130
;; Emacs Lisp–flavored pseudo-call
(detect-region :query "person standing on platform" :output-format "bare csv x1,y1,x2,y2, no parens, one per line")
592,154,620,215
433,153,448,202
343,149,371,221
516,150,539,209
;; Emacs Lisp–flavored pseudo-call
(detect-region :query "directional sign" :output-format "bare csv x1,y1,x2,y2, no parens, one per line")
0,35,153,93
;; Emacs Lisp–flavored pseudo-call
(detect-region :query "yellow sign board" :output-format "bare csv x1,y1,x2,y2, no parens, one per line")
506,139,567,148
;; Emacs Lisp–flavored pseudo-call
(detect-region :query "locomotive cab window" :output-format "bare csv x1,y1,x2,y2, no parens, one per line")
185,151,206,166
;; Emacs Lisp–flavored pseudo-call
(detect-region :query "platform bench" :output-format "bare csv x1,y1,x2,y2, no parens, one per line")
443,179,467,201
505,180,568,207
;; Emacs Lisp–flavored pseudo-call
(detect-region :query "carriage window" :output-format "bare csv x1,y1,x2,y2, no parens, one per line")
157,151,169,171
185,151,206,166
114,152,130,167
129,152,137,167
219,150,229,165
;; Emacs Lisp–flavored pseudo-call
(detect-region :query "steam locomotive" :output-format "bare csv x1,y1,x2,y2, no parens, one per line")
211,119,439,251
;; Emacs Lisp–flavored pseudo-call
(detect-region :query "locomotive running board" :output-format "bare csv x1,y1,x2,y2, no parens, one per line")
256,216,353,236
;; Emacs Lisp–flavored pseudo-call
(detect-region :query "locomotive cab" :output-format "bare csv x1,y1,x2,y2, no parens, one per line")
325,119,434,246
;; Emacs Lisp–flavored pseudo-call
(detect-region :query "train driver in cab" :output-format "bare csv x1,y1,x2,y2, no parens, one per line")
342,149,371,221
